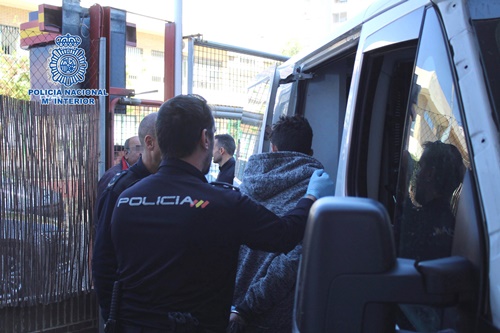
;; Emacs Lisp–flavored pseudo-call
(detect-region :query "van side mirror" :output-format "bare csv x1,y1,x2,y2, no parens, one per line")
293,197,476,333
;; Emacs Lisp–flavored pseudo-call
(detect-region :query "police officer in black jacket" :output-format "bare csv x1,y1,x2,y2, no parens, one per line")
110,94,334,333
92,112,161,322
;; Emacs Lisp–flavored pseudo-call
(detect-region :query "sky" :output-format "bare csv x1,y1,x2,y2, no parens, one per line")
8,0,377,55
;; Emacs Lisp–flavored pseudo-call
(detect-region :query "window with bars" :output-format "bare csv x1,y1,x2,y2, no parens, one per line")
151,50,164,57
333,12,348,23
127,46,143,55
0,25,20,55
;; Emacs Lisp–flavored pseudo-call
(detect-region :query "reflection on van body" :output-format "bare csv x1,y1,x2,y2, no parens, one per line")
245,0,500,331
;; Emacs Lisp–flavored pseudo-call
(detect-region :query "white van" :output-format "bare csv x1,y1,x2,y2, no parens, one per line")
242,0,500,331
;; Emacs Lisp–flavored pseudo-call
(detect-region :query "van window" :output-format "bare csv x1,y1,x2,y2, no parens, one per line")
347,8,424,213
395,7,469,264
394,8,471,332
236,68,277,180
348,41,417,212
273,82,293,121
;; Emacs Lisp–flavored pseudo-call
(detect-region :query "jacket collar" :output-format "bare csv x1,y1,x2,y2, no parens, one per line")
220,156,235,171
159,157,208,183
128,156,151,179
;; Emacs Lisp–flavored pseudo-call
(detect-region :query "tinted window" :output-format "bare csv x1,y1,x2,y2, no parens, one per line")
347,8,424,210
395,8,469,262
394,8,470,332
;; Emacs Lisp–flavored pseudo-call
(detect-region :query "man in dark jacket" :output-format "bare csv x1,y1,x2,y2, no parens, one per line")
110,95,334,333
92,112,161,321
96,135,142,200
213,133,236,184
230,115,325,333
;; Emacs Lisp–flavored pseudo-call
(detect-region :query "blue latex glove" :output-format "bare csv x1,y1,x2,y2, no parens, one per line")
305,169,335,199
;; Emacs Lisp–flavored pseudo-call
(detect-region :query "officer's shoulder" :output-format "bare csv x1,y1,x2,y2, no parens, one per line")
107,170,141,192
209,181,240,192
107,170,128,188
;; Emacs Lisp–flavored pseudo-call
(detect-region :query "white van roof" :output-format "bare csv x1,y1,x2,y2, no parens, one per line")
279,0,424,77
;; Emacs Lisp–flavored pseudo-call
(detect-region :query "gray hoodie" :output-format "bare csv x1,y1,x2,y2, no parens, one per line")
233,151,324,333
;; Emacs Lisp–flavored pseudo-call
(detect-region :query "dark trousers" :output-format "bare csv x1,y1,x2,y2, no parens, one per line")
119,324,166,333
119,324,218,333
118,322,210,333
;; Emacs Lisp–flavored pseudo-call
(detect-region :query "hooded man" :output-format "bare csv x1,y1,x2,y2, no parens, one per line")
230,115,326,333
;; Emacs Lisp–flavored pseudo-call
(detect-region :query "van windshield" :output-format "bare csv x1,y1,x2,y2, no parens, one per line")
472,17,500,128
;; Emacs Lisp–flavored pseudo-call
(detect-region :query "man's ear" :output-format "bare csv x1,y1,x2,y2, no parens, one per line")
200,129,210,150
271,143,279,152
144,135,154,150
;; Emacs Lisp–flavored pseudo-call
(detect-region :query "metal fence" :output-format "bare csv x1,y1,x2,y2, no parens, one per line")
112,104,161,155
184,37,287,182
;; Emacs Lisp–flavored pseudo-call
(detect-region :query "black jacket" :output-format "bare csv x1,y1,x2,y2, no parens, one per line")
92,156,151,321
216,156,235,184
96,156,129,201
111,157,312,332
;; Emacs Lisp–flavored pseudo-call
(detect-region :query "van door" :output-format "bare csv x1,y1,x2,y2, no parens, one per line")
295,3,487,333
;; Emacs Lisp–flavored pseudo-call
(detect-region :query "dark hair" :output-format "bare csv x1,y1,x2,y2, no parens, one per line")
270,115,313,154
420,141,466,198
215,134,236,156
156,94,214,158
